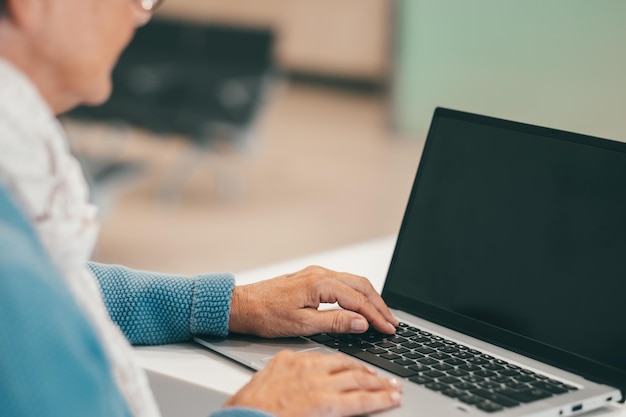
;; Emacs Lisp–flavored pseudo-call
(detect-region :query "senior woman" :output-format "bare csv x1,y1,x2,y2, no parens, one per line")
0,0,402,416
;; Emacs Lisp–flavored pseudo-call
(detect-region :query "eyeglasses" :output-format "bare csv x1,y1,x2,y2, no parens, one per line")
135,0,164,12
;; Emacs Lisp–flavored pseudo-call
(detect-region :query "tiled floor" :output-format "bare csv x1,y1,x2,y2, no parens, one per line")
65,82,425,276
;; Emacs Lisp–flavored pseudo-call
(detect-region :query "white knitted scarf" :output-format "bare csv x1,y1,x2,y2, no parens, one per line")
0,58,160,417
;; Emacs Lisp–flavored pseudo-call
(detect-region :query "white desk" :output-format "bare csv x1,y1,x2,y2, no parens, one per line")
135,236,624,417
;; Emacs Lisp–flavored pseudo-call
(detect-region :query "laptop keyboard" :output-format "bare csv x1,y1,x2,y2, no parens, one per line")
309,322,578,413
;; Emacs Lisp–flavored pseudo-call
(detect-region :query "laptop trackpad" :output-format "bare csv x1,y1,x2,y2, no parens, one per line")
194,334,331,371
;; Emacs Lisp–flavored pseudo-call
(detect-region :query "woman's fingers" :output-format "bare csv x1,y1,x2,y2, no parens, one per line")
225,351,403,417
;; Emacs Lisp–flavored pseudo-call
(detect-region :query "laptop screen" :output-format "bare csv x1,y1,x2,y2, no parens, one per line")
383,108,626,390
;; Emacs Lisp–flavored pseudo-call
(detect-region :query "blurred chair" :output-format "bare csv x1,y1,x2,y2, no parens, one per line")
67,18,276,204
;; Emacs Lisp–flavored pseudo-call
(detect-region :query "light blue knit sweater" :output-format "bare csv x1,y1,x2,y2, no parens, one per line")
87,262,235,345
0,183,273,417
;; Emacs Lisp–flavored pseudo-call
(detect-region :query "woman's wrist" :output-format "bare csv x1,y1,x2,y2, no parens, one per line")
228,285,253,334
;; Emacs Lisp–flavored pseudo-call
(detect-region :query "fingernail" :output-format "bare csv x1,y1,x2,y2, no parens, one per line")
389,378,402,389
391,391,402,403
387,322,397,333
351,318,368,333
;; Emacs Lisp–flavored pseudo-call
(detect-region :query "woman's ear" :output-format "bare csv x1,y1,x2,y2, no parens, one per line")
4,0,47,33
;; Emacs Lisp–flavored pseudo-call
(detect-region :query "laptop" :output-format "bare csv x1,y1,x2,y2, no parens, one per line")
195,108,625,416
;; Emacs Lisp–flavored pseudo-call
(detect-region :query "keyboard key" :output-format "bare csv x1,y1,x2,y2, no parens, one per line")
389,346,409,354
447,369,469,377
474,370,496,378
478,381,502,390
458,395,482,405
470,389,520,408
455,382,478,391
416,357,438,366
499,369,523,377
462,375,485,384
309,334,335,343
438,376,462,385
412,336,431,343
505,381,531,390
547,378,566,386
432,363,453,371
440,346,459,354
430,352,451,361
388,335,407,343
425,382,448,392
532,381,569,394
340,347,418,378
475,401,504,413
458,363,481,372
483,363,505,371
325,340,350,349
335,334,359,342
515,374,539,383
363,333,385,342
409,375,432,385
366,347,386,355
393,358,415,367
408,364,431,373
453,351,474,359
422,370,446,378
380,353,400,360
495,387,552,403
404,352,425,360
444,358,466,366
442,388,465,398
467,357,489,365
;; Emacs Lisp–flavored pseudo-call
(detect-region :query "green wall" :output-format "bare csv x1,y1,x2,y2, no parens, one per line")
393,1,626,141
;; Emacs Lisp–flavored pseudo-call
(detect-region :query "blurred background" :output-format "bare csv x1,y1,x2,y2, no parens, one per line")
60,0,626,276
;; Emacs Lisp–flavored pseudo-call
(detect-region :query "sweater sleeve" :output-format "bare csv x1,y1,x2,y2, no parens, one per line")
210,407,276,417
87,262,235,345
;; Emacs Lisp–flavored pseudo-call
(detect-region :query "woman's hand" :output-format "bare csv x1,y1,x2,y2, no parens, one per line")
224,350,402,417
228,266,399,338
